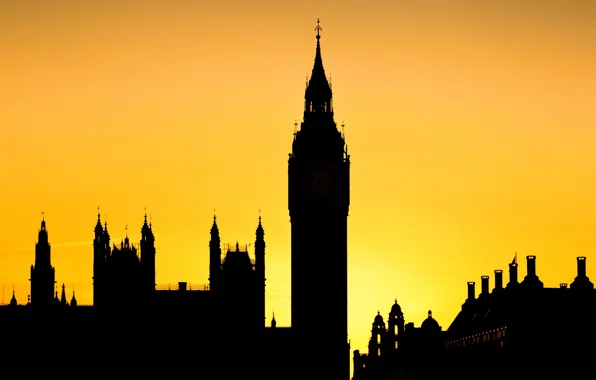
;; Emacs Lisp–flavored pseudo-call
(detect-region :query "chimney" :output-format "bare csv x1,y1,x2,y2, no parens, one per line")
526,255,536,277
480,276,489,296
178,281,187,292
509,262,518,285
467,281,476,301
494,270,503,290
577,256,587,277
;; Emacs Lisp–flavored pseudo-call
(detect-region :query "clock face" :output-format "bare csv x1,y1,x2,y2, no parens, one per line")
308,166,333,198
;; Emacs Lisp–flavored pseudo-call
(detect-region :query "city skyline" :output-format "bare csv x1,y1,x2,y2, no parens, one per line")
1,1,596,359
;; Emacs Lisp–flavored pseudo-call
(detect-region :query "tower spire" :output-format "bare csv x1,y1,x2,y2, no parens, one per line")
305,19,332,116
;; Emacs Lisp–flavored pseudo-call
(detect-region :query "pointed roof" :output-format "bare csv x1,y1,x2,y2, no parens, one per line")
256,212,264,238
60,283,68,305
304,19,332,112
95,209,103,234
9,288,17,306
271,311,277,328
211,214,219,234
70,289,77,307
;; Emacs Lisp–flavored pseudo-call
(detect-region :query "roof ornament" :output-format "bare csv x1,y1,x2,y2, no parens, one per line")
315,18,322,39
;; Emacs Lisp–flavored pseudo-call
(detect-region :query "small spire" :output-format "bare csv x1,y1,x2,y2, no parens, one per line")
41,211,44,221
10,286,17,306
71,286,77,307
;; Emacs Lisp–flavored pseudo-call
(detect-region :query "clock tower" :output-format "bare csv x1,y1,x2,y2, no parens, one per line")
288,20,350,380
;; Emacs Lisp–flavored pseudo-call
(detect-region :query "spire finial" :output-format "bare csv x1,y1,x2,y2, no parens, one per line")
125,225,128,237
258,208,261,223
41,211,44,221
315,18,322,39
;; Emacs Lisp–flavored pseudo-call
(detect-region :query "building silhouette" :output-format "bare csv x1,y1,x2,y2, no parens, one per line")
352,254,596,380
352,301,443,380
0,20,350,380
288,18,351,380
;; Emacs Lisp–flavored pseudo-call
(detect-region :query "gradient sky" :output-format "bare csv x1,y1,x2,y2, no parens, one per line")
1,0,595,356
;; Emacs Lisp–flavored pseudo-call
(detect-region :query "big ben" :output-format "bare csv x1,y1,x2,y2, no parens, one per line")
288,20,350,380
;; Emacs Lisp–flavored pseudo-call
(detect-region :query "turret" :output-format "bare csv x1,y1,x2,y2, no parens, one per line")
30,215,56,308
255,213,266,327
209,215,222,295
140,210,156,296
369,312,386,358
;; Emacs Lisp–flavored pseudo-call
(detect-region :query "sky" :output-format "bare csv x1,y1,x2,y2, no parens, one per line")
1,0,595,357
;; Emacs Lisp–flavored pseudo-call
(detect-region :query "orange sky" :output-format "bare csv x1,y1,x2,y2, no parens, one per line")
1,1,595,356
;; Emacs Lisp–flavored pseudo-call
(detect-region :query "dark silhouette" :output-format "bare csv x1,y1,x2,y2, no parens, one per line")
0,20,349,380
288,17,351,380
352,254,596,380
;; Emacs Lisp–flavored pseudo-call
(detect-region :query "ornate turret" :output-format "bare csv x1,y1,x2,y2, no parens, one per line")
140,209,156,295
255,212,266,327
209,214,222,294
30,214,56,308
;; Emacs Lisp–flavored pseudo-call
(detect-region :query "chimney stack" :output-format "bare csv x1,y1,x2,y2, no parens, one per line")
577,256,587,277
480,276,489,296
508,262,518,286
526,255,536,277
467,281,476,301
494,270,503,290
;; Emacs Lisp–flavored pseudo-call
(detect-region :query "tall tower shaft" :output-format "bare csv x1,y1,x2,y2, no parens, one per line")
288,20,351,380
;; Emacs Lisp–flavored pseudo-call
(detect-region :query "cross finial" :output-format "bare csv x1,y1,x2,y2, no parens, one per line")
315,18,322,38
